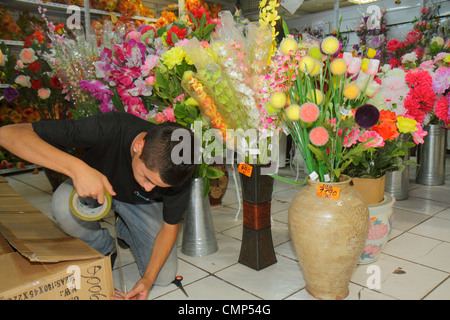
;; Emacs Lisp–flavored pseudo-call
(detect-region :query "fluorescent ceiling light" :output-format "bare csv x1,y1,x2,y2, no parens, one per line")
347,0,379,4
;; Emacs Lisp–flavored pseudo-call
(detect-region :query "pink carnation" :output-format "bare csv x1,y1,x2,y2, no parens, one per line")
358,130,385,148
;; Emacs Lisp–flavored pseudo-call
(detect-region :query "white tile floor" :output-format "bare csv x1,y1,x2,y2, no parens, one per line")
4,156,450,300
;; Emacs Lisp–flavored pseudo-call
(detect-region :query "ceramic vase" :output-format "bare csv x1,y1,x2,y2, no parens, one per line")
208,164,229,206
359,193,395,264
351,175,386,205
238,163,276,270
288,175,369,299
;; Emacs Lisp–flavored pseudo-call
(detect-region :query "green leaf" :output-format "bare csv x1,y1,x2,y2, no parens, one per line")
206,166,225,179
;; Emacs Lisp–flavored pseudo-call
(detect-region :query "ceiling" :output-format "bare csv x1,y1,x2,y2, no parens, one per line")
141,0,357,20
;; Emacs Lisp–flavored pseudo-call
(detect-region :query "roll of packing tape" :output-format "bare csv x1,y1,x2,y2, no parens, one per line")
69,188,112,221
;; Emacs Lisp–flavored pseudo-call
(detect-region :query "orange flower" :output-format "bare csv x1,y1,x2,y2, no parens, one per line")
372,121,399,141
378,109,397,123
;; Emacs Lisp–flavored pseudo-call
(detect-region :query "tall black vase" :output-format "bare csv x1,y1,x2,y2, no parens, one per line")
238,163,277,270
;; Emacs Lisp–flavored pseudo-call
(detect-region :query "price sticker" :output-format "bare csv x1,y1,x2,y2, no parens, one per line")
317,183,340,200
238,163,253,177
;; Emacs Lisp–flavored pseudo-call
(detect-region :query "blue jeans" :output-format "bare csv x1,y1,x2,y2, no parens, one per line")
50,179,177,286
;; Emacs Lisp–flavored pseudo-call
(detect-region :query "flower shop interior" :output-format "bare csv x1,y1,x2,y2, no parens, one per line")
1,0,450,302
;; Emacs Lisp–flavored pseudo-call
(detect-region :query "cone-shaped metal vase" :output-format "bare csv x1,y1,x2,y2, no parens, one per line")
182,178,218,256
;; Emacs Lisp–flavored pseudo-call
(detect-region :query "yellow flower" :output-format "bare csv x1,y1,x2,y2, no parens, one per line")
343,83,360,100
308,46,322,60
162,46,186,69
307,89,323,105
286,104,300,121
298,56,317,74
361,58,370,73
367,48,377,59
321,36,340,55
309,60,322,77
279,37,297,55
270,91,287,108
330,58,347,75
397,116,417,133
443,54,450,63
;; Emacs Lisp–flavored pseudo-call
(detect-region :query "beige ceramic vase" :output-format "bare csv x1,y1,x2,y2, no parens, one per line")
288,175,369,300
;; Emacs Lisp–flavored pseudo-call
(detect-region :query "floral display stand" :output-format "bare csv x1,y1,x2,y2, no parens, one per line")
238,163,276,271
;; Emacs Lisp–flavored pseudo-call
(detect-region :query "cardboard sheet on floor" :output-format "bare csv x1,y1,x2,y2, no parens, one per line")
0,176,114,300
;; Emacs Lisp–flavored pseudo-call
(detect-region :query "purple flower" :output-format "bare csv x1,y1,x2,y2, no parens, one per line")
432,68,450,95
79,80,114,101
355,104,380,129
4,86,19,102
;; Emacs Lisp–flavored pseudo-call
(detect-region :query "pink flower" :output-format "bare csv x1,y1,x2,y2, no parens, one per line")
19,48,36,64
37,88,51,99
163,107,176,122
126,31,141,42
347,57,362,75
343,127,361,147
298,102,319,123
358,130,385,148
411,123,428,144
309,126,329,146
154,112,166,123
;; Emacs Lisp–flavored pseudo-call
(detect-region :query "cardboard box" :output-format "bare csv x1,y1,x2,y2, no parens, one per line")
0,177,114,300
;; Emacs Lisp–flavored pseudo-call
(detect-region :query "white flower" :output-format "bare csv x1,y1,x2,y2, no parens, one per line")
401,52,417,64
15,75,31,88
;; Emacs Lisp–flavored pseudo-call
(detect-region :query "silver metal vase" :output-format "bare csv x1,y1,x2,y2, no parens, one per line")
416,124,446,186
182,177,218,256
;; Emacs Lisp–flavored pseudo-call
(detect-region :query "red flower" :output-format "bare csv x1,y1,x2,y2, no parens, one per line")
389,58,401,69
166,26,187,47
405,29,422,44
435,96,449,122
28,61,41,73
24,31,44,47
31,79,43,90
50,76,63,89
54,23,65,35
386,39,401,52
405,69,432,88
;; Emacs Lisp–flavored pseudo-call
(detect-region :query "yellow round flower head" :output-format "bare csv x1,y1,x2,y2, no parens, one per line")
343,83,360,100
307,89,323,105
279,37,298,55
367,48,377,59
270,91,287,109
321,36,340,55
308,60,322,77
265,102,279,115
308,46,322,60
286,104,301,121
330,58,347,75
299,56,317,74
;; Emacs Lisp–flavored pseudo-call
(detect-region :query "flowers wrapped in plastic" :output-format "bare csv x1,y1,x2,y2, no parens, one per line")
181,11,278,164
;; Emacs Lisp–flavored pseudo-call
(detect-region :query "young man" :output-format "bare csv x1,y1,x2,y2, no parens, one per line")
0,111,195,300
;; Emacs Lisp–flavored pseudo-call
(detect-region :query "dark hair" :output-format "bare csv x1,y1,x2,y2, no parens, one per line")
140,122,196,187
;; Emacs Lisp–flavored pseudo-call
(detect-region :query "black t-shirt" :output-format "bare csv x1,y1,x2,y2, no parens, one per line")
32,111,191,225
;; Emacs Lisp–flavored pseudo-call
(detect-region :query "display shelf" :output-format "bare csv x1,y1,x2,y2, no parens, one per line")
0,165,41,176
10,0,157,22
0,40,25,47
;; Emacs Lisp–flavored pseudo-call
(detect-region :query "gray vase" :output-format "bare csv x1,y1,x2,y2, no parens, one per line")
182,177,218,256
416,124,446,186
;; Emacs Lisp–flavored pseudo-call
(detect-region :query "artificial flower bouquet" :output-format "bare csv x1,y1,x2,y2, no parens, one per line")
343,110,425,178
181,10,278,165
269,35,386,183
0,32,71,121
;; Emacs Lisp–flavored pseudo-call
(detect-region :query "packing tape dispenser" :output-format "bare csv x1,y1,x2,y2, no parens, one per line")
69,188,112,221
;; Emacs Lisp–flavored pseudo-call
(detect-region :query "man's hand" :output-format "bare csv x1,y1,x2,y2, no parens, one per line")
111,277,153,300
71,164,116,204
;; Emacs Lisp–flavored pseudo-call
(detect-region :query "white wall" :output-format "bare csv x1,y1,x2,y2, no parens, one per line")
286,0,450,50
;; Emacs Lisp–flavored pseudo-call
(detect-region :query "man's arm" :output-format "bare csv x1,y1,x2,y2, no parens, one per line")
113,222,179,300
0,123,115,202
